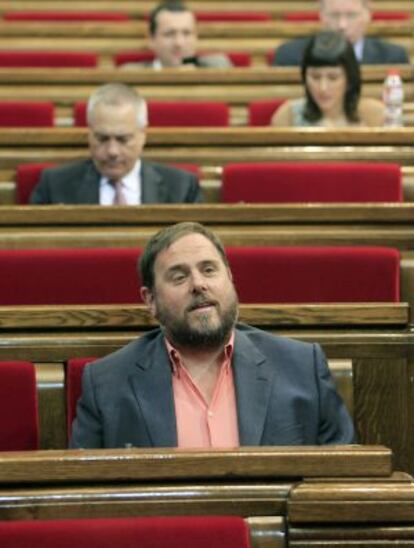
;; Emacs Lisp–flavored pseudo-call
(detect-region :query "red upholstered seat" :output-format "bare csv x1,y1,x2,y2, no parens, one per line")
0,101,54,127
248,99,286,125
226,246,400,303
3,11,131,21
0,516,250,548
222,162,402,203
66,358,96,436
0,245,399,306
114,50,251,67
0,51,97,68
74,100,230,127
195,11,271,21
0,248,143,305
0,361,39,451
282,11,410,21
15,162,55,204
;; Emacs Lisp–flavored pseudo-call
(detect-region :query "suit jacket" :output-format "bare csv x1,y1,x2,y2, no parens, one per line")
29,159,202,204
272,36,410,66
70,324,355,449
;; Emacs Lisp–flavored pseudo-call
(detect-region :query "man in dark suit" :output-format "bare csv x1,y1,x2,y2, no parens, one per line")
272,0,409,66
30,83,202,205
70,222,355,449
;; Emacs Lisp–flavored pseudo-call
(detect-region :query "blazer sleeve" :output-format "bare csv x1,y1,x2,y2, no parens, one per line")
69,364,104,449
314,343,356,444
29,171,52,204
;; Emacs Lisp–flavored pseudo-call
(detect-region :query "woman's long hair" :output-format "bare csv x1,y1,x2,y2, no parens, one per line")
301,31,361,123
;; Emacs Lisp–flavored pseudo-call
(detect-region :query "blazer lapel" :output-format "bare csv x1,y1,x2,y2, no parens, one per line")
141,161,166,203
233,328,275,445
128,336,177,447
76,161,101,203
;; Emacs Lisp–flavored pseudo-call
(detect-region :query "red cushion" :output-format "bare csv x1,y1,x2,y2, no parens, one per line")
0,52,97,68
0,248,143,305
282,11,319,21
3,11,131,21
0,246,399,306
0,361,39,451
114,50,250,67
227,246,400,303
248,99,286,126
75,100,230,127
0,516,250,548
16,162,55,204
66,358,96,436
0,101,54,128
222,162,402,203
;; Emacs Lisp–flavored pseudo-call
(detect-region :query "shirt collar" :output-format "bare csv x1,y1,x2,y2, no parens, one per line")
353,38,364,62
101,159,141,191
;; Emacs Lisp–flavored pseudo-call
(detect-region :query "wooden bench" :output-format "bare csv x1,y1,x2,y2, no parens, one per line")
0,302,412,476
0,446,413,547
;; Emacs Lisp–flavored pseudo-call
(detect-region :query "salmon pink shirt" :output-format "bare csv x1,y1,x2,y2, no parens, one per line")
166,333,240,448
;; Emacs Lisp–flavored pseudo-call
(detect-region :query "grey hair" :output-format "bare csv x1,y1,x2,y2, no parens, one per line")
320,0,369,9
86,83,148,129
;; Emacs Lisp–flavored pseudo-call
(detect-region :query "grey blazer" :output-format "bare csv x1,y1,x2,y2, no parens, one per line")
29,158,202,204
122,53,233,69
272,36,410,66
70,324,355,449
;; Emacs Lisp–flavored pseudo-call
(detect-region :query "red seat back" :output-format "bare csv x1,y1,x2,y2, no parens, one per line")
0,51,98,68
74,100,230,127
0,361,39,451
0,516,250,548
0,101,54,127
227,246,400,303
66,358,96,436
248,99,286,125
195,11,271,21
282,10,410,21
222,162,402,203
114,50,250,67
16,162,55,204
3,11,131,21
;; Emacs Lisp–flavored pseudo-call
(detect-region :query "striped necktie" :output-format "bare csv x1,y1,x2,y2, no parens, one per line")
112,180,128,205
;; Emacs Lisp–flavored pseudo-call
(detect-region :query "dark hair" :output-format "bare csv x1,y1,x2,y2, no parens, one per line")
139,222,229,290
301,31,361,123
149,1,192,36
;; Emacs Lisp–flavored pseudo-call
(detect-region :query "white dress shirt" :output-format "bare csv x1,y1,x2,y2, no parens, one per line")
99,160,142,205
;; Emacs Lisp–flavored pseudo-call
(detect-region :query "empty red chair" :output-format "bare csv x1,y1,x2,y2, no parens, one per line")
66,358,96,436
114,50,251,67
371,11,411,20
0,101,54,127
226,246,400,303
0,516,250,548
3,11,131,21
15,162,55,204
74,100,230,127
282,11,319,22
0,248,143,306
248,99,286,125
0,51,98,68
0,361,39,451
222,162,402,203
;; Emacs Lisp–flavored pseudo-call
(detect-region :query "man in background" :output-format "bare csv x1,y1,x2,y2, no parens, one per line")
124,1,232,69
272,0,409,66
30,83,202,204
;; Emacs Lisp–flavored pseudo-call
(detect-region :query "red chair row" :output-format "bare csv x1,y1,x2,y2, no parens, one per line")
2,10,409,22
15,161,402,205
0,246,400,306
0,98,281,127
0,516,250,548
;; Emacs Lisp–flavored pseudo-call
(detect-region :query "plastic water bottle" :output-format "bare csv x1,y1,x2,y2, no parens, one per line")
382,69,404,127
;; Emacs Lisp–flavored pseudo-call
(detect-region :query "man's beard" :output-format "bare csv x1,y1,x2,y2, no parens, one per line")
155,292,238,351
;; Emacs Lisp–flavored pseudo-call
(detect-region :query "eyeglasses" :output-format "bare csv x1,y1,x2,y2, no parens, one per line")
325,11,362,22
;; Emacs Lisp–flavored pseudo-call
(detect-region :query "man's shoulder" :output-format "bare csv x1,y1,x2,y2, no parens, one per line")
272,37,310,66
143,159,196,180
235,323,314,354
364,37,409,63
42,158,94,179
198,53,233,68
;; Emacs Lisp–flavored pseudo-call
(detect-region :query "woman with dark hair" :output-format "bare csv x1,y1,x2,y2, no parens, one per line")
271,31,384,127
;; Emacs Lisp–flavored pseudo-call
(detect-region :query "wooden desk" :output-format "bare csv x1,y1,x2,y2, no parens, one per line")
0,447,413,547
0,302,413,476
